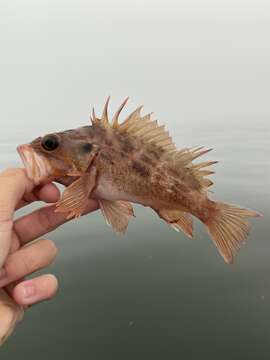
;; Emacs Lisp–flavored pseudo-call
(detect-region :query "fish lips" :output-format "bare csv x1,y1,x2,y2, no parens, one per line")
17,144,53,185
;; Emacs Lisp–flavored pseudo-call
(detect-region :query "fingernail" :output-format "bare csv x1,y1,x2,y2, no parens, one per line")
21,282,36,299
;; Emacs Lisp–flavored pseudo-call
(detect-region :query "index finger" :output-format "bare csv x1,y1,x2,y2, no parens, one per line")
13,198,99,245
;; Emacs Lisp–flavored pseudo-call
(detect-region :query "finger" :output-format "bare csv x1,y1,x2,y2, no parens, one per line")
12,274,58,306
0,239,58,288
4,279,24,298
0,168,33,265
33,183,60,203
13,199,99,245
0,289,24,346
0,168,33,221
16,183,61,210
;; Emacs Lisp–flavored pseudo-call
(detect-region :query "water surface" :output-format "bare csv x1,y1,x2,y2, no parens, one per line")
0,0,269,359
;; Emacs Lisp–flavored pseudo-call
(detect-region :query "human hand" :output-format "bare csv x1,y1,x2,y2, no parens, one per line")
0,168,98,345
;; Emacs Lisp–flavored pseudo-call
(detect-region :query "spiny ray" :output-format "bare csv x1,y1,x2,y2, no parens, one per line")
119,106,143,131
101,96,110,127
111,97,129,128
90,107,98,125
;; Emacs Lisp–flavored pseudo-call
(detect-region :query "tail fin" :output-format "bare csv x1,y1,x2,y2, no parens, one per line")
205,203,261,264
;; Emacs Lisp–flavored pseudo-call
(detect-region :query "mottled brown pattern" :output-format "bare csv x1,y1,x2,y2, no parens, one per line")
121,138,135,153
100,152,114,165
132,160,149,177
105,138,113,146
86,123,202,212
140,154,157,167
92,124,106,137
148,146,164,159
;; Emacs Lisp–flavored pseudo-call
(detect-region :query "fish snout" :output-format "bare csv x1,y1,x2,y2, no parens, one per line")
17,144,53,185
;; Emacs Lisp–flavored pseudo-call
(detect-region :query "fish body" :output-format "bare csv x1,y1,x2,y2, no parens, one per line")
70,125,208,213
17,98,261,264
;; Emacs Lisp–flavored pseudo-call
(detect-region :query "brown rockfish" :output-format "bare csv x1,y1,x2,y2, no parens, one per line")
17,98,260,264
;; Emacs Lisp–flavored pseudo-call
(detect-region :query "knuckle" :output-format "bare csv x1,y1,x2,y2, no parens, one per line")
0,208,13,223
4,256,14,277
5,253,31,278
37,210,53,233
41,239,58,260
19,252,35,274
0,168,25,181
0,217,13,230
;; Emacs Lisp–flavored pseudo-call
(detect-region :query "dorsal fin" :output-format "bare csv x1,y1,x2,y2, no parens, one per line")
91,98,217,189
119,105,176,152
119,106,143,131
169,147,217,189
91,98,175,152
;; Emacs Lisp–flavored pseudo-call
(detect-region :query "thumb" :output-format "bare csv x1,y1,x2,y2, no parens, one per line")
0,289,24,346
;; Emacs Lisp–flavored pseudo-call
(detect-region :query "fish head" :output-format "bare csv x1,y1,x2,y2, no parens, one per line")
17,128,99,185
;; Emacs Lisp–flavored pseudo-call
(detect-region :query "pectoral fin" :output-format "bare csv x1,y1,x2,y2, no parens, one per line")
155,208,193,238
55,168,97,219
99,199,135,233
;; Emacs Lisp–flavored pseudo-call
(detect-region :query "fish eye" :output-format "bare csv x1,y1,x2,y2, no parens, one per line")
81,143,93,152
41,134,59,151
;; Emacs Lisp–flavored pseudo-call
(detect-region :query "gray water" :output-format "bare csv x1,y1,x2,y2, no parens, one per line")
0,0,270,359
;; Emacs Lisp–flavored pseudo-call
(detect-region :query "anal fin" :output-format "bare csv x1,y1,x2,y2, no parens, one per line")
155,208,193,238
99,199,135,234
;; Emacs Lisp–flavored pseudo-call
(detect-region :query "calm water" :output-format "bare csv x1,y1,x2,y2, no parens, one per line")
1,0,270,359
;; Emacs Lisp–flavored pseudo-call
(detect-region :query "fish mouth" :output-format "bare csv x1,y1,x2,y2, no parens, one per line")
17,144,54,185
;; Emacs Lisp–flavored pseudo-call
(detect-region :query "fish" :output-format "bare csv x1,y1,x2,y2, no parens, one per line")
17,97,261,264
